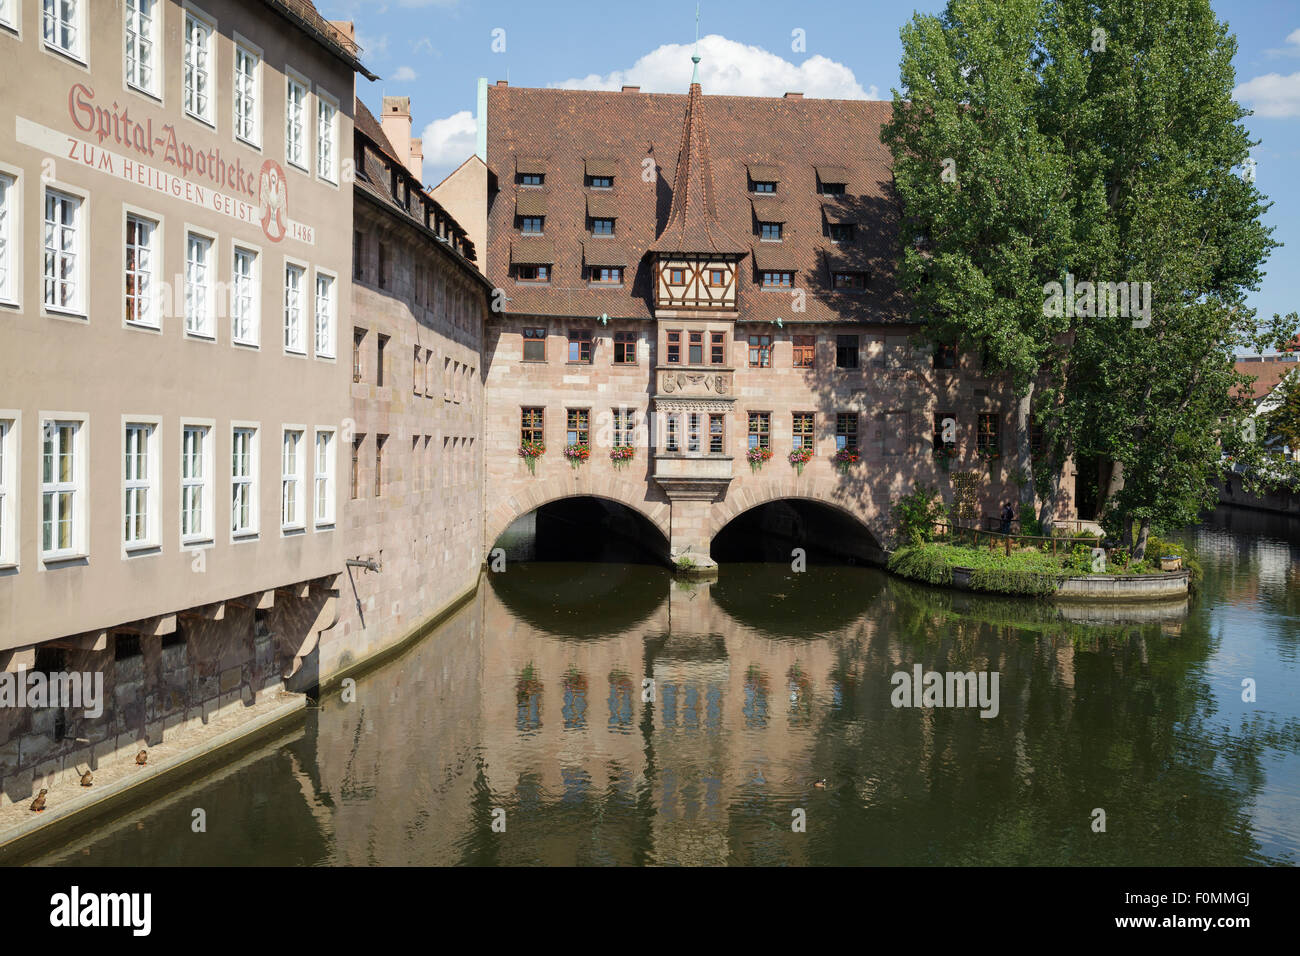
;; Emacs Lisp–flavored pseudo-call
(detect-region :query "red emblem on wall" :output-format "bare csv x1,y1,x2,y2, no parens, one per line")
258,160,288,242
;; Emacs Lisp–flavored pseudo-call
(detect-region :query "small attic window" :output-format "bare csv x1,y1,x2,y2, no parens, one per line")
518,172,544,187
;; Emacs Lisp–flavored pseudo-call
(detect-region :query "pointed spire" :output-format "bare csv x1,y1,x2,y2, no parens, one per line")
650,57,747,256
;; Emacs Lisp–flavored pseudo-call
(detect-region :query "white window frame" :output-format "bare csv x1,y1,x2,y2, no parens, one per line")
0,166,18,308
0,412,18,568
184,226,217,339
181,4,215,127
285,69,310,172
179,420,214,547
231,422,259,540
123,206,161,330
313,427,335,529
314,268,336,358
43,0,84,62
122,416,161,554
281,426,305,532
230,242,260,347
1,0,20,33
316,89,339,184
233,35,262,148
41,183,87,318
38,413,88,562
124,0,161,98
283,258,307,354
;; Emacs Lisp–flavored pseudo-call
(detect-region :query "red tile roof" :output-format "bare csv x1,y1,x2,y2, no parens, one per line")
1235,358,1299,401
486,83,903,323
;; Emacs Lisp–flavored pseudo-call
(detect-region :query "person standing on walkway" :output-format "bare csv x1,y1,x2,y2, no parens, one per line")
1000,501,1015,535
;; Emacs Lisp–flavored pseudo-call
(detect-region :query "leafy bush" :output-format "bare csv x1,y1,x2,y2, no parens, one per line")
887,545,953,585
892,483,948,546
1018,504,1042,537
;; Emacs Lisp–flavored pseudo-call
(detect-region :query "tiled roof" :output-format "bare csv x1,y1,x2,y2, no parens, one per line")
261,0,375,79
486,84,904,323
354,98,483,273
1235,358,1299,401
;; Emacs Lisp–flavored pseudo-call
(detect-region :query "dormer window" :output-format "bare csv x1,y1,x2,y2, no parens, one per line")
760,222,783,241
816,165,849,195
747,164,781,194
518,216,544,234
819,181,846,195
590,266,623,285
587,175,613,188
590,218,615,236
752,181,776,193
518,172,544,187
831,271,867,290
828,223,856,243
516,264,549,282
761,271,794,288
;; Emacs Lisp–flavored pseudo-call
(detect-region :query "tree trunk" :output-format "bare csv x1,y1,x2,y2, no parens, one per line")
1100,459,1124,514
1038,438,1074,531
1133,518,1152,561
1014,386,1038,513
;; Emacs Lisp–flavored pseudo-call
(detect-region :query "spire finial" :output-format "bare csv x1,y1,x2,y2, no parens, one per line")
691,2,701,85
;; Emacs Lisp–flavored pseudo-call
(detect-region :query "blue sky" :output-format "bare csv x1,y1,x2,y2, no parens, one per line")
316,0,1300,337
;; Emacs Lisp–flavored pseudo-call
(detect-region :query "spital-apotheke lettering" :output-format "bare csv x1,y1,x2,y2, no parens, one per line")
68,83,256,198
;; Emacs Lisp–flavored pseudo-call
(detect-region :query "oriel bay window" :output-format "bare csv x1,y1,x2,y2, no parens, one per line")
836,413,858,451
666,413,680,452
793,334,815,368
687,413,702,453
521,407,544,445
792,413,815,453
748,334,772,368
747,412,771,450
41,419,82,558
568,329,593,363
566,409,590,446
666,330,681,363
709,414,725,454
523,327,546,361
688,331,704,364
711,331,726,364
613,331,636,364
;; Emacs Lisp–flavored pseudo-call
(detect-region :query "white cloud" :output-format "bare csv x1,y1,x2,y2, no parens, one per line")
1264,28,1300,57
419,110,476,183
548,34,878,100
412,36,434,56
391,65,417,82
1234,71,1300,117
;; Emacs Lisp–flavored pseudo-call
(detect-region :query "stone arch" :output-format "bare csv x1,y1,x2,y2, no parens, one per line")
485,473,672,552
708,478,886,549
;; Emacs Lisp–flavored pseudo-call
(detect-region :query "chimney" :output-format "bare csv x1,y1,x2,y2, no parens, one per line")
409,137,424,182
784,92,804,99
621,85,641,92
381,96,421,179
329,20,355,42
496,80,508,87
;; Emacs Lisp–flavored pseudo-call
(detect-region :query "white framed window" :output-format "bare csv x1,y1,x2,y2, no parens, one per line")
180,423,212,543
43,0,83,61
40,416,86,559
313,428,335,528
43,187,84,316
231,245,259,345
316,93,338,183
1,0,18,31
0,416,15,566
125,212,159,328
231,424,258,537
0,172,15,305
125,0,159,96
233,40,261,146
185,230,214,337
281,427,304,530
283,261,305,353
182,8,215,125
123,420,159,550
314,270,335,358
285,74,308,170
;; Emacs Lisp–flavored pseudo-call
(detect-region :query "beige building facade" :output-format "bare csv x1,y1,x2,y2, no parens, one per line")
0,0,368,805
